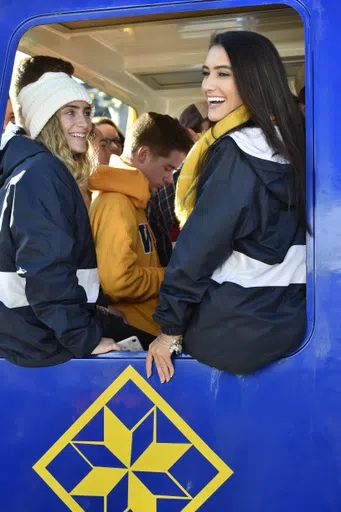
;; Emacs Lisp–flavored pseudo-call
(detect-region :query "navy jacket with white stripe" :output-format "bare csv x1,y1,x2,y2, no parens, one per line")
0,132,102,367
154,126,306,374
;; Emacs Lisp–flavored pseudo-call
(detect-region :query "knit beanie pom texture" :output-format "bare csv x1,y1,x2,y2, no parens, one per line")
18,72,92,139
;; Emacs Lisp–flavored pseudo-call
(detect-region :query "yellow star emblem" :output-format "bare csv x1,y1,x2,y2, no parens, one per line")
34,366,233,511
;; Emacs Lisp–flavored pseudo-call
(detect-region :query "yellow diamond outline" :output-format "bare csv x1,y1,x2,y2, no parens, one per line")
33,365,233,511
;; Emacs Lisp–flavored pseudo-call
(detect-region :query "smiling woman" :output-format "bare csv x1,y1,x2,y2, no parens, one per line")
147,30,307,381
0,69,124,367
58,101,92,156
202,46,243,122
20,72,94,185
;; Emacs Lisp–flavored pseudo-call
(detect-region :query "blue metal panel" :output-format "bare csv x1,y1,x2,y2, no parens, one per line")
0,353,337,511
0,0,341,509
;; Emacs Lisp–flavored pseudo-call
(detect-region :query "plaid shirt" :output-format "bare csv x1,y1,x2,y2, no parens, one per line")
146,171,179,267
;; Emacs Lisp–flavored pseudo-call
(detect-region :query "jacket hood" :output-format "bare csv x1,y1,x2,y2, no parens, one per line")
229,126,297,206
88,155,151,209
0,127,46,188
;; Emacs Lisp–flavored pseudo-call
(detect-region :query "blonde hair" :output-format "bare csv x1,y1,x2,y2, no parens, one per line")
36,113,96,186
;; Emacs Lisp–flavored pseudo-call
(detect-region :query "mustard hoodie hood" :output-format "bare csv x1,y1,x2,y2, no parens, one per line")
88,155,151,209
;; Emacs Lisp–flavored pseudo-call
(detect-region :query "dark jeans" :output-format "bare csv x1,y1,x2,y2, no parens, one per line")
96,309,154,350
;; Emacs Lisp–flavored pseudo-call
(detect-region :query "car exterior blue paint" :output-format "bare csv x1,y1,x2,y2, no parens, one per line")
0,0,340,510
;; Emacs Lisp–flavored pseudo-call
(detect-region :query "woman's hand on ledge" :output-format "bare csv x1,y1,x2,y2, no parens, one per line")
146,333,182,383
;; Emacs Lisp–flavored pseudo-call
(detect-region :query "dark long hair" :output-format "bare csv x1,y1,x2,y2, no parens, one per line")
200,31,307,228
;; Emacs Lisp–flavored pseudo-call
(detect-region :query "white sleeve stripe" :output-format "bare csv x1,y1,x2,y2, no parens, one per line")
0,268,99,309
212,245,306,287
0,170,26,231
0,272,29,308
76,268,100,304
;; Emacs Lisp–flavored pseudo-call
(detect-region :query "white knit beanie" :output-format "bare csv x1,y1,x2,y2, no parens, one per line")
18,72,92,139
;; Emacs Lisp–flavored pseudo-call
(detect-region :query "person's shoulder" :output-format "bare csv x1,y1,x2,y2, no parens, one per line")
9,137,64,173
92,189,132,204
206,132,243,165
91,190,135,215
33,147,70,174
202,130,244,170
199,128,261,189
16,144,77,199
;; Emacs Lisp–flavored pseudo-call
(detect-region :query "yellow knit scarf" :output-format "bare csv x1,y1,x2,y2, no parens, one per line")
175,104,250,228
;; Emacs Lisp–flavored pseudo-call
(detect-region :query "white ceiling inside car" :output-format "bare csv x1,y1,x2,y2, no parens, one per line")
19,6,304,118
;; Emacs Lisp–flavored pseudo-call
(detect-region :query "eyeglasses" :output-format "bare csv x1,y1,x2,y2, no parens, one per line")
104,137,123,148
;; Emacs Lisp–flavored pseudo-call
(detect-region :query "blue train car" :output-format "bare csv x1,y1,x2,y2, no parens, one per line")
0,0,340,510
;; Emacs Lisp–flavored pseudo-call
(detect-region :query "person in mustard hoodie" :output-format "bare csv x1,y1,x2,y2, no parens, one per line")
89,112,193,336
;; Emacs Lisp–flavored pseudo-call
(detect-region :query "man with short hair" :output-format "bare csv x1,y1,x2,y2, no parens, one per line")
89,112,193,335
146,102,206,266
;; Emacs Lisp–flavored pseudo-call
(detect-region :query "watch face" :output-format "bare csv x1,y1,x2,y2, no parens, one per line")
172,343,183,355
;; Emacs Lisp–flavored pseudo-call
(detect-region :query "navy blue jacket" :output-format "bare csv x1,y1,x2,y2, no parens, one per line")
0,133,102,367
154,127,306,374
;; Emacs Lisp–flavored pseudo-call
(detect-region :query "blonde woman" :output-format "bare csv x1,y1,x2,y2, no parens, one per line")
0,71,120,367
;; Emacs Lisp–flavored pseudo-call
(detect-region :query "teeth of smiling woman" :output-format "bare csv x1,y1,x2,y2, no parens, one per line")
208,97,226,104
71,133,86,138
